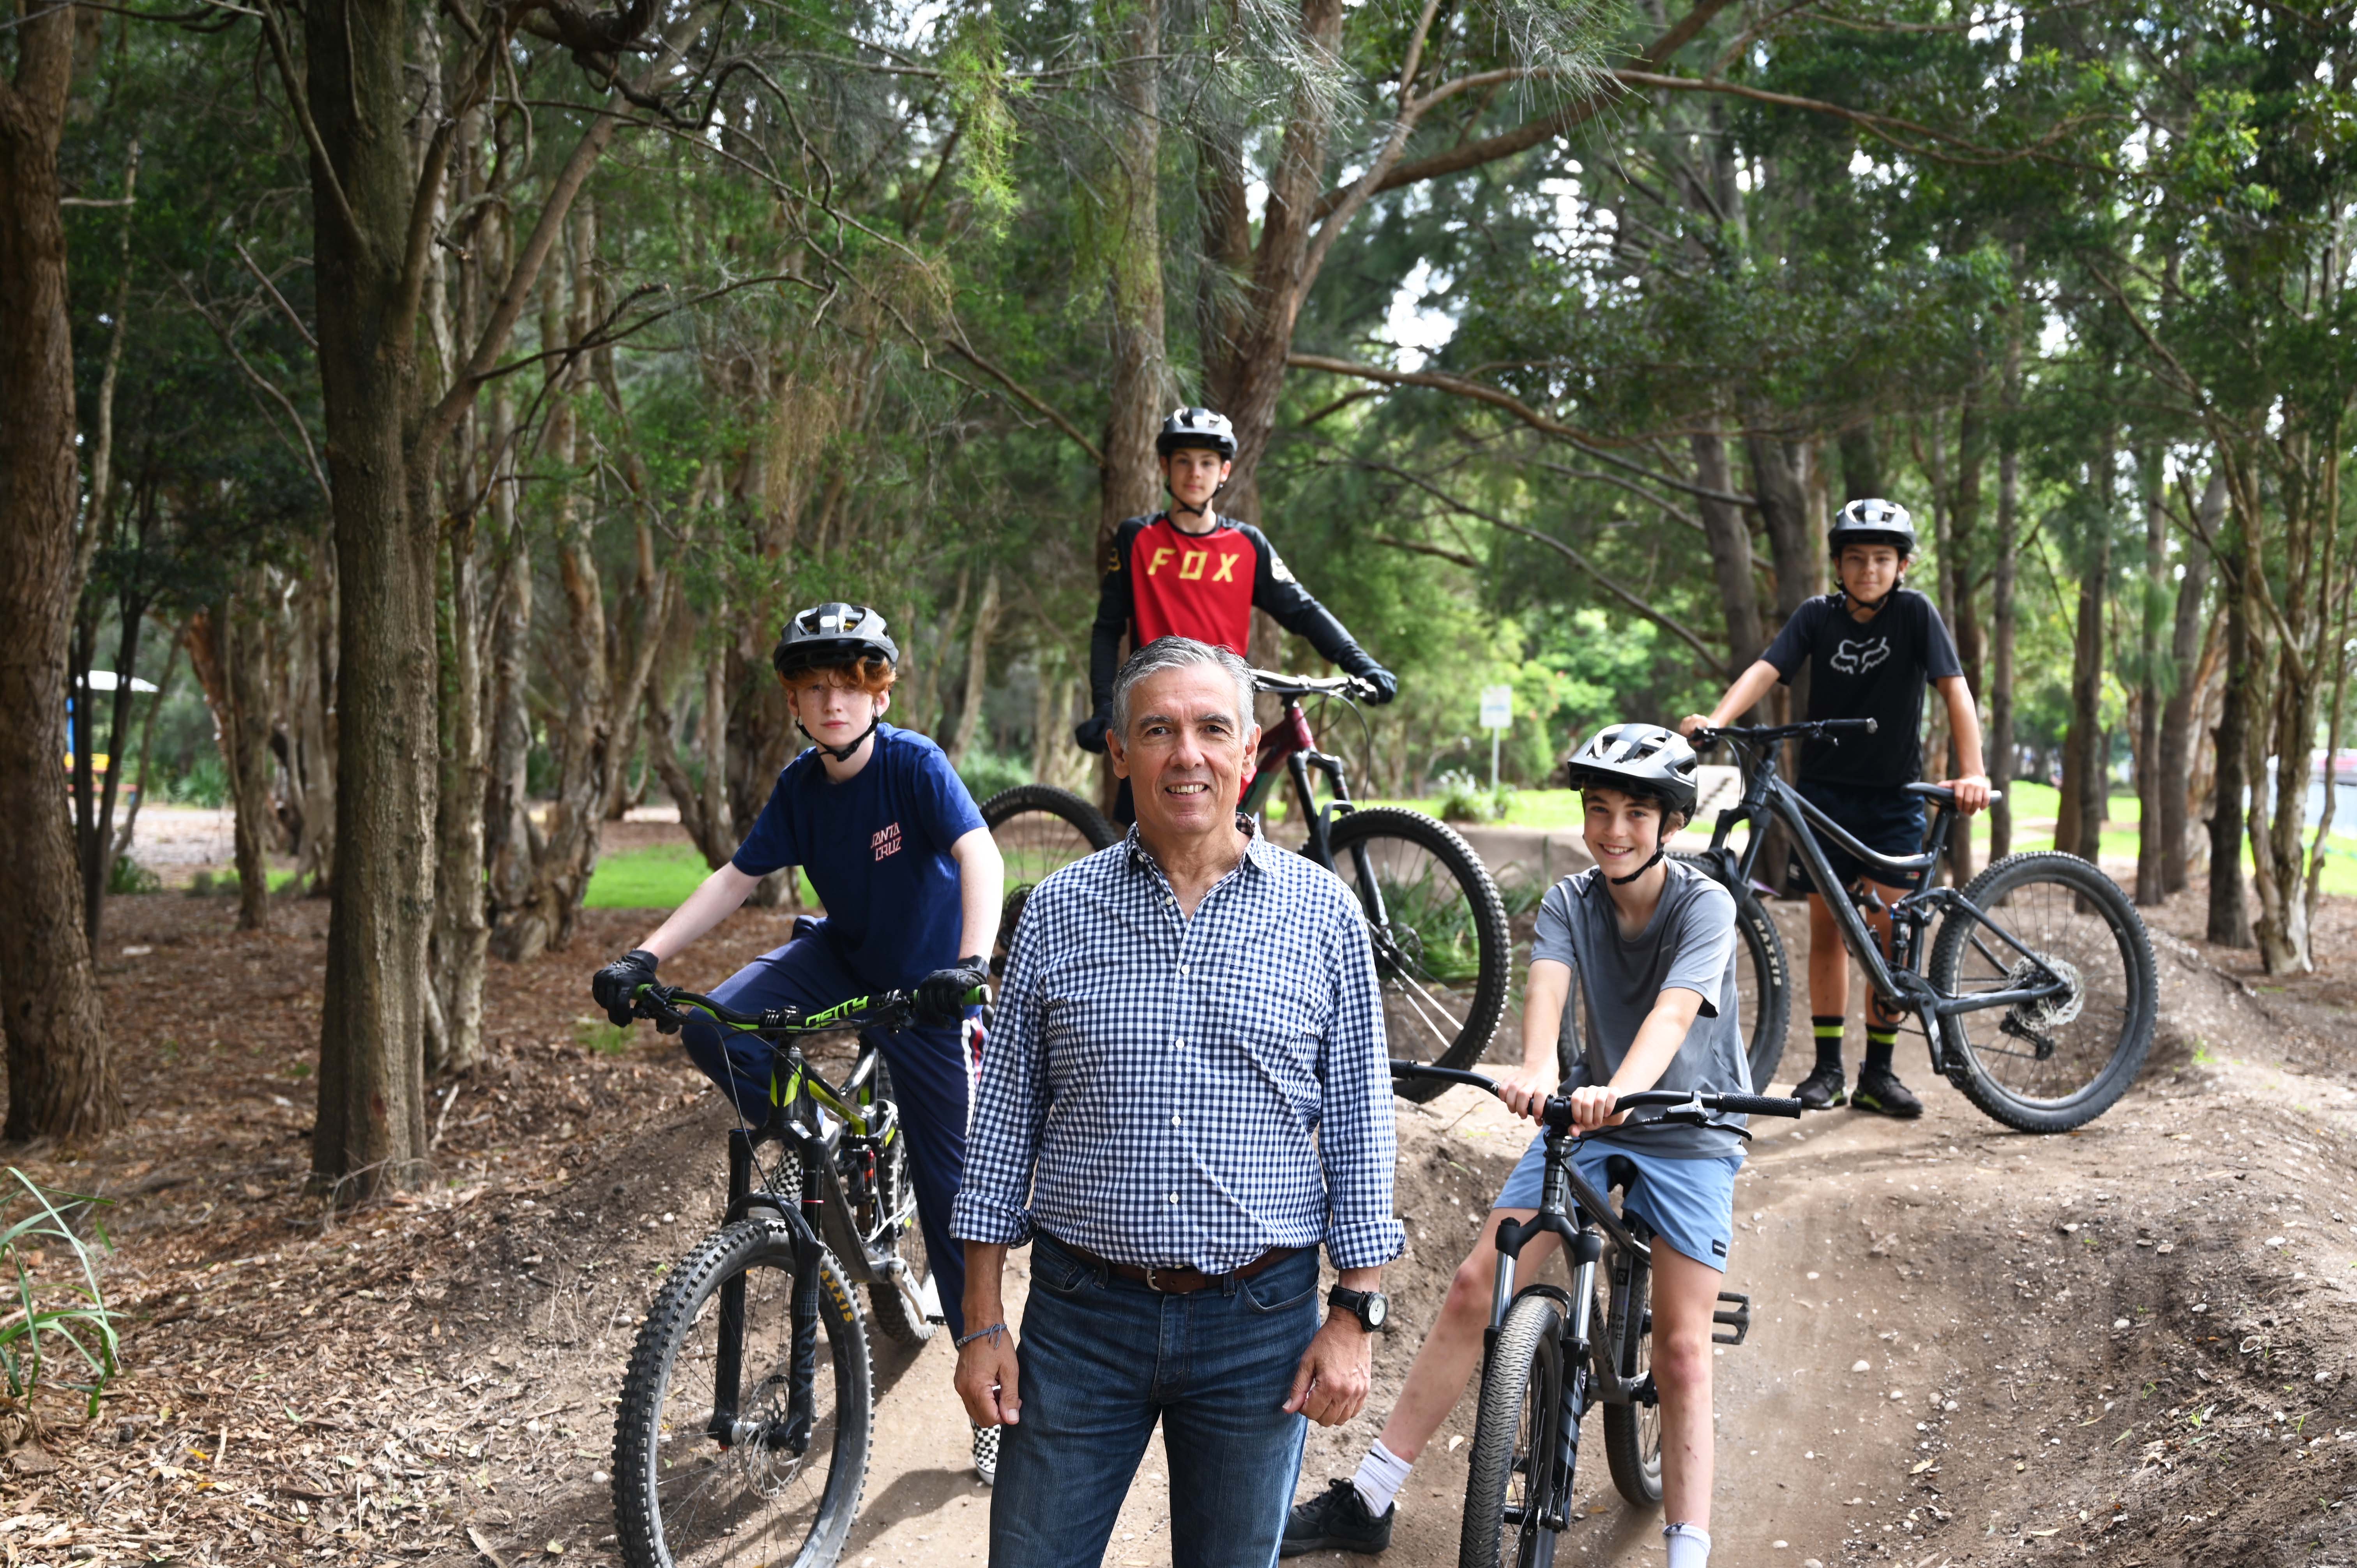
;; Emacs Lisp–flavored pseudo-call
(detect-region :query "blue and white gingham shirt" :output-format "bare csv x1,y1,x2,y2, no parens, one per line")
951,825,1405,1275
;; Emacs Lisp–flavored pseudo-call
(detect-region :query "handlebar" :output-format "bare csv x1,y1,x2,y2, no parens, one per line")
1388,1061,1803,1129
1251,667,1375,701
627,982,988,1037
1691,717,1877,747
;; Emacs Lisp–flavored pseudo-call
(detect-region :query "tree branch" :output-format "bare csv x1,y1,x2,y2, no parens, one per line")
1314,0,1736,216
1287,351,1636,448
1369,533,1484,570
941,337,1104,467
254,0,363,249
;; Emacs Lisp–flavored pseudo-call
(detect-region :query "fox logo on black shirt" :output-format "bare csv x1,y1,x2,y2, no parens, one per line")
1830,637,1891,675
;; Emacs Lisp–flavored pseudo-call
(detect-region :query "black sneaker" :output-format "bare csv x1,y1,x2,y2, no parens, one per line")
1850,1066,1923,1119
1794,1063,1847,1110
1282,1479,1394,1557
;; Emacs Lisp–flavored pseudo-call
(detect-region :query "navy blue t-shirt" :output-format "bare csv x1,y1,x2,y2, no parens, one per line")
731,725,988,992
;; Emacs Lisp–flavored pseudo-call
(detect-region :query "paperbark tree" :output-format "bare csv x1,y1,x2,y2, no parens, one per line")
0,0,118,1140
292,0,691,1195
2134,452,2167,906
2157,472,2221,893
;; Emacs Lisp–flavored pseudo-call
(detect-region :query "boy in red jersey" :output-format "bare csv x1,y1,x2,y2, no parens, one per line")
1077,408,1396,820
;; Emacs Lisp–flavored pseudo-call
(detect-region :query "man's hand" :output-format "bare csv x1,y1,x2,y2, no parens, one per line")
916,957,990,1025
592,949,659,1026
1356,666,1399,705
1677,713,1717,739
1939,775,1993,814
1568,1084,1625,1132
1283,1315,1373,1426
1495,1060,1556,1123
1073,712,1113,754
954,1327,1022,1428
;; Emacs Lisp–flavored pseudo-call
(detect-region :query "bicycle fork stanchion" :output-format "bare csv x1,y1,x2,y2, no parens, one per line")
708,1128,759,1445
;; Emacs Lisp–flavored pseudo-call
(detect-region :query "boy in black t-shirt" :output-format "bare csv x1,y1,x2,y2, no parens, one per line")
1681,500,1990,1117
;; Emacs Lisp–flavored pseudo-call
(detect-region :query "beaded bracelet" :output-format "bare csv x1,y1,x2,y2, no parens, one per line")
954,1321,1007,1349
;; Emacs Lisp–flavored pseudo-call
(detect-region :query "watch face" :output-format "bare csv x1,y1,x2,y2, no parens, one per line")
1365,1294,1388,1330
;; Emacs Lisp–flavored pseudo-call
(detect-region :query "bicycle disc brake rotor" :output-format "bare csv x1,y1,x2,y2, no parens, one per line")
726,1371,815,1493
2003,952,2085,1029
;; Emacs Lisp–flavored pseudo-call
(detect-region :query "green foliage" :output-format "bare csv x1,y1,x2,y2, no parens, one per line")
1430,769,1514,824
107,857,162,896
2,1170,120,1420
167,754,229,810
576,1019,637,1057
956,748,1032,804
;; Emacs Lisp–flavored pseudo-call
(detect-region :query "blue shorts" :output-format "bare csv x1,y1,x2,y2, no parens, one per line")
1491,1136,1741,1273
1792,778,1928,892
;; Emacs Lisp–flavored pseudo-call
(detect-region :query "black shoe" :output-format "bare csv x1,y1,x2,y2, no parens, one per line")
1850,1066,1923,1119
1283,1479,1394,1557
1794,1062,1847,1110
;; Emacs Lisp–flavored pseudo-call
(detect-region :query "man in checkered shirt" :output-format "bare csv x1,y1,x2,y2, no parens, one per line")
951,636,1404,1567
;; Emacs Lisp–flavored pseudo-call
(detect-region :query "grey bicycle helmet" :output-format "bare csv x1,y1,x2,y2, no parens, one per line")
1156,407,1239,460
1562,723,1700,817
771,602,898,682
1829,498,1918,556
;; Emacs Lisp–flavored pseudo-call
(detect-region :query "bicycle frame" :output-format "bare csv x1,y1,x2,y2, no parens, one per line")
1698,735,2076,1070
1241,687,1356,870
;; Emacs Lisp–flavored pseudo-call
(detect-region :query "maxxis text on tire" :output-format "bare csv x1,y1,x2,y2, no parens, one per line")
860,1058,932,1348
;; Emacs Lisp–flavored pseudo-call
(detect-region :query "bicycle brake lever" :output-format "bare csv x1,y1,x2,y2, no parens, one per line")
1657,1092,1712,1126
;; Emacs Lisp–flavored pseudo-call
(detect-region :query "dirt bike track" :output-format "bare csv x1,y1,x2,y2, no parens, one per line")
6,879,2357,1567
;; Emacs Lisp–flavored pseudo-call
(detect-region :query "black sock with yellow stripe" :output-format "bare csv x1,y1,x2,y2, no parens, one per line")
1864,1026,1899,1074
1811,1016,1844,1072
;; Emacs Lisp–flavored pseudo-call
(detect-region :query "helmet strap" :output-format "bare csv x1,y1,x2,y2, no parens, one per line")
799,712,880,765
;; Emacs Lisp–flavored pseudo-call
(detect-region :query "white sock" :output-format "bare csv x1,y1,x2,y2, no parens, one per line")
1663,1522,1711,1568
1351,1439,1412,1517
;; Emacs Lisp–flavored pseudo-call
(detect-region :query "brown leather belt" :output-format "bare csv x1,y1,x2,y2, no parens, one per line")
1047,1234,1298,1295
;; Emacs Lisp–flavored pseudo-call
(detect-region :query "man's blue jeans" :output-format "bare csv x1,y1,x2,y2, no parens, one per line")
990,1233,1320,1568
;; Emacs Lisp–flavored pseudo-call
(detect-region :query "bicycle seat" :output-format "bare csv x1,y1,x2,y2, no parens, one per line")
1602,1155,1639,1195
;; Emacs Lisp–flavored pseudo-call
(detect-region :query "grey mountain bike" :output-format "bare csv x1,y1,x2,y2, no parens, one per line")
1691,718,2158,1131
1391,1063,1802,1568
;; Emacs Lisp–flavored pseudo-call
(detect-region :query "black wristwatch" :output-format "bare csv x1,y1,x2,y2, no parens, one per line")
1329,1285,1389,1333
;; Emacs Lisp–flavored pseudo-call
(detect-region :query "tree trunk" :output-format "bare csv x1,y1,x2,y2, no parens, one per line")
1746,422,1818,891
1988,270,2022,860
482,470,538,952
2159,473,2222,893
1838,422,1881,502
948,567,1002,769
282,561,339,893
306,0,439,1197
223,598,277,931
0,4,117,1139
1690,430,1764,681
2058,445,2111,863
2206,531,2252,948
1097,0,1170,555
2134,452,2167,906
428,512,488,1075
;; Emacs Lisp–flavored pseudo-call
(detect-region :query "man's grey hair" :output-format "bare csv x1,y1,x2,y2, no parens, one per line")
1111,637,1257,739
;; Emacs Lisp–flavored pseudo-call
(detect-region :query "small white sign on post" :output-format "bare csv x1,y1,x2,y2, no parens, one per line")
1480,685,1513,792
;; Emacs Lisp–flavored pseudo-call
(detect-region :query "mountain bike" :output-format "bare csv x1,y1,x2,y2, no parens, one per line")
1389,1063,1801,1568
607,982,979,1568
981,671,1510,1101
1689,718,2159,1132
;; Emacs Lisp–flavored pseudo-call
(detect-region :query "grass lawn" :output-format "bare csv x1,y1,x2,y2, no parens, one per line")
586,843,819,910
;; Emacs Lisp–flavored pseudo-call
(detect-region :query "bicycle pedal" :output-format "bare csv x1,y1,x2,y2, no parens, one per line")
1712,1291,1751,1346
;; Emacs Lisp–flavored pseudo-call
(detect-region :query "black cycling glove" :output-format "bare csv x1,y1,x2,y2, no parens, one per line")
915,957,990,1026
1356,664,1399,705
1073,712,1113,754
593,948,660,1026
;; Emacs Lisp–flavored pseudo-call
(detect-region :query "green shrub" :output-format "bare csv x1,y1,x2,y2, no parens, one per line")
169,754,230,809
577,1017,636,1056
188,868,240,897
1431,769,1514,825
956,747,1032,804
2,1169,119,1420
107,856,162,895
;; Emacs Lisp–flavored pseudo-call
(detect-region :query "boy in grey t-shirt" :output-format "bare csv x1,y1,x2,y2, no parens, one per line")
1284,724,1741,1568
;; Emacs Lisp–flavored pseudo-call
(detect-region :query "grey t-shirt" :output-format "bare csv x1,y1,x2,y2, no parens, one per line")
1530,859,1750,1158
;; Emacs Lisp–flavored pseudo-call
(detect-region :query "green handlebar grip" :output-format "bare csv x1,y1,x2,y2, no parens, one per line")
965,985,991,1006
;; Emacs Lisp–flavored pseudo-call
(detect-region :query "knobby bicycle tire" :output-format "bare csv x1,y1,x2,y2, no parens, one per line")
613,1219,873,1568
859,1058,933,1348
1327,807,1511,1105
1667,852,1791,1093
979,785,1119,971
1927,851,2157,1133
1600,1224,1662,1508
1461,1290,1565,1568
